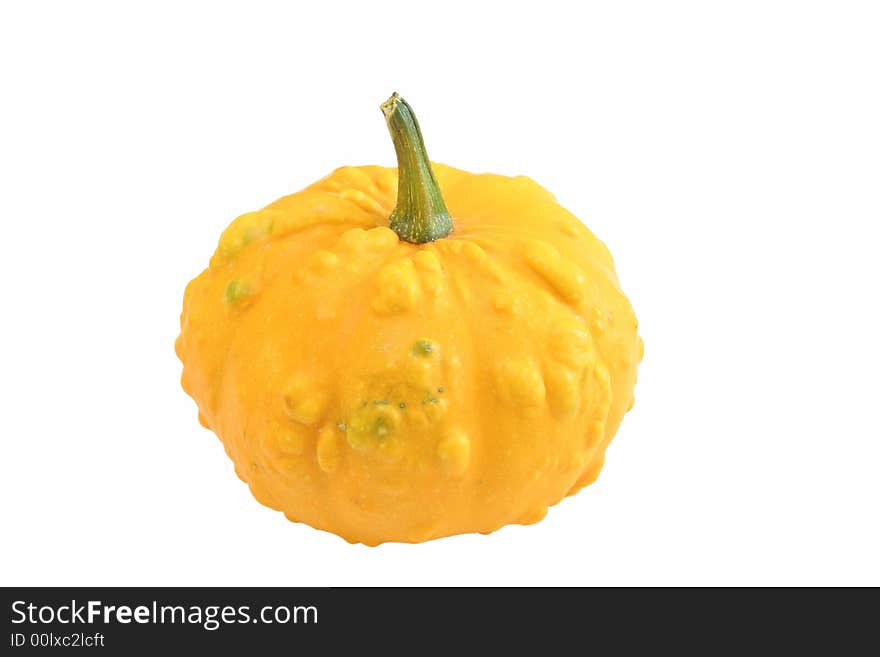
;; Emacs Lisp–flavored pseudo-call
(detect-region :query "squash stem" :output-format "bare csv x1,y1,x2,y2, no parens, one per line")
381,93,453,243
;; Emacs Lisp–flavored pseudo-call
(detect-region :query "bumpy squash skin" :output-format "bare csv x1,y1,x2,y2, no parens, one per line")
176,164,643,545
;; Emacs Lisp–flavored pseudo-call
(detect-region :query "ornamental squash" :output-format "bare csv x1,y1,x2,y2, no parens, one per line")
176,93,643,545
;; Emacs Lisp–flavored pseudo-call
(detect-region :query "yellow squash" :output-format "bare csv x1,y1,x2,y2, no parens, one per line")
176,94,643,545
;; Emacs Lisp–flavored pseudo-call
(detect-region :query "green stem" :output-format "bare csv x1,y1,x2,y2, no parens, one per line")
381,93,453,243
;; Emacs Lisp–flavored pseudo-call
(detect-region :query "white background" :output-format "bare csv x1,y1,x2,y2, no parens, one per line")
1,1,878,586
